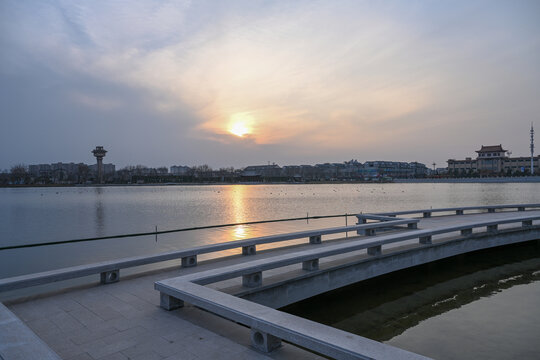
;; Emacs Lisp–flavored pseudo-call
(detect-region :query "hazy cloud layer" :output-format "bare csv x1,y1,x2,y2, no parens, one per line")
1,0,539,169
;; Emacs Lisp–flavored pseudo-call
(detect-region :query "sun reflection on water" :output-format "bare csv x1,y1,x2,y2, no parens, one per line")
229,185,255,240
232,224,248,239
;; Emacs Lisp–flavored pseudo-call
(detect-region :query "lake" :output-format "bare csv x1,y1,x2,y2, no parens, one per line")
1,183,539,358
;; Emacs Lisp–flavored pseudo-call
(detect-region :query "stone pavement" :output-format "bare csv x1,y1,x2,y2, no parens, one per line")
5,263,324,360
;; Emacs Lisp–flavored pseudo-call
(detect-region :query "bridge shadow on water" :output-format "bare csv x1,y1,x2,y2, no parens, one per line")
282,240,540,342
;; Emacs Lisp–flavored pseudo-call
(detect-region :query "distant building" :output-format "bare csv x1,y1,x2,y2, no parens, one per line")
410,162,429,177
447,157,476,174
28,164,52,177
448,144,539,175
89,163,115,177
282,165,318,181
435,167,448,174
314,163,341,180
28,162,88,182
475,145,507,173
341,159,363,179
170,165,191,175
503,156,539,174
282,165,303,181
241,164,282,181
51,162,80,177
361,161,427,178
156,167,168,175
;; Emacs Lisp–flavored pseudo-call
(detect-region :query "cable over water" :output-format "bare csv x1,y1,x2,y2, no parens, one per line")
0,213,356,251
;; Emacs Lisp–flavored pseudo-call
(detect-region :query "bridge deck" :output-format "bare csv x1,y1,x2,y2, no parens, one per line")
2,210,540,360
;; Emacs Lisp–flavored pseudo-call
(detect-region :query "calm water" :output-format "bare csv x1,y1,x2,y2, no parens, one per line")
284,242,540,359
1,183,538,277
1,183,539,358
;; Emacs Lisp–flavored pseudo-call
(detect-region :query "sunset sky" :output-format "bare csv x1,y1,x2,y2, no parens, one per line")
1,0,539,170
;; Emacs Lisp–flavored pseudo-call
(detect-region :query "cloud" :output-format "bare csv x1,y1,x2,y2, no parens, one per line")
1,0,540,168
71,92,122,110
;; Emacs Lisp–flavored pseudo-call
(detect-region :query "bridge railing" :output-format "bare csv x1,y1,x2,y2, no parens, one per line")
155,212,540,359
156,280,429,360
0,218,418,292
2,205,538,292
165,213,540,286
374,203,540,218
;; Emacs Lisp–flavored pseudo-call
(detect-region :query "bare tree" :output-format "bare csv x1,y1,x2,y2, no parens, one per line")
78,163,90,183
10,164,28,184
192,164,212,179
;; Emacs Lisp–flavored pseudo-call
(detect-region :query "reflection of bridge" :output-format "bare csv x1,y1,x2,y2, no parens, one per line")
1,204,539,359
325,253,540,342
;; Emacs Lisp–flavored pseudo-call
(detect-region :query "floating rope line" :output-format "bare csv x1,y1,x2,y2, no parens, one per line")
1,213,358,251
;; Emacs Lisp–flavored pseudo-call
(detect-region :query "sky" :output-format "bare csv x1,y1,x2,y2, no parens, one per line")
1,0,539,170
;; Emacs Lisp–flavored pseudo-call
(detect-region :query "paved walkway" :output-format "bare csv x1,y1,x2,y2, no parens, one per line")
3,210,539,360
5,268,325,360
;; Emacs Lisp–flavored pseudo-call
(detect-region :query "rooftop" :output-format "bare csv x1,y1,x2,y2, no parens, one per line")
476,144,507,153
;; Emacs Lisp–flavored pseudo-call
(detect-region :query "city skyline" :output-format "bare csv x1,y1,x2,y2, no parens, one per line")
3,133,537,172
1,1,540,170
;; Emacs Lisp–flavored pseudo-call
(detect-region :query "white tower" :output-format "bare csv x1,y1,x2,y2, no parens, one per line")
531,123,535,174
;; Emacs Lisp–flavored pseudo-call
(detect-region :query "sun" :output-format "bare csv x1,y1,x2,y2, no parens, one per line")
229,122,250,137
228,113,253,137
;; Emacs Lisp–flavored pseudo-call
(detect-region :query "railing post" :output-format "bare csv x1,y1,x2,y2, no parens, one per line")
456,209,464,215
367,245,381,256
364,228,376,236
408,222,418,229
242,245,256,255
100,270,119,284
461,228,473,236
522,220,533,227
419,235,432,245
309,235,322,244
160,292,184,311
356,215,367,224
243,272,262,287
518,207,525,211
356,216,367,235
488,208,496,213
302,259,319,271
423,212,432,218
487,224,498,232
181,255,197,268
251,329,281,352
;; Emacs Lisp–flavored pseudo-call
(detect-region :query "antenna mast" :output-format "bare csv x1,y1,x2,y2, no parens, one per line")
531,123,535,175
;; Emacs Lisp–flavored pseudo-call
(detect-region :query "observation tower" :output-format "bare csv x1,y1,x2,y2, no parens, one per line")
92,146,107,184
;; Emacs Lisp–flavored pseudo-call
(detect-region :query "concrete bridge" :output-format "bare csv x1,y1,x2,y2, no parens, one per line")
1,204,539,360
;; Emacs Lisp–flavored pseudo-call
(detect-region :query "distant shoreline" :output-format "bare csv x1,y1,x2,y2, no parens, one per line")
393,176,540,183
1,176,539,188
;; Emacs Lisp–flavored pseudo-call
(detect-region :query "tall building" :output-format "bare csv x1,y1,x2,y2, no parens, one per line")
475,145,507,173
